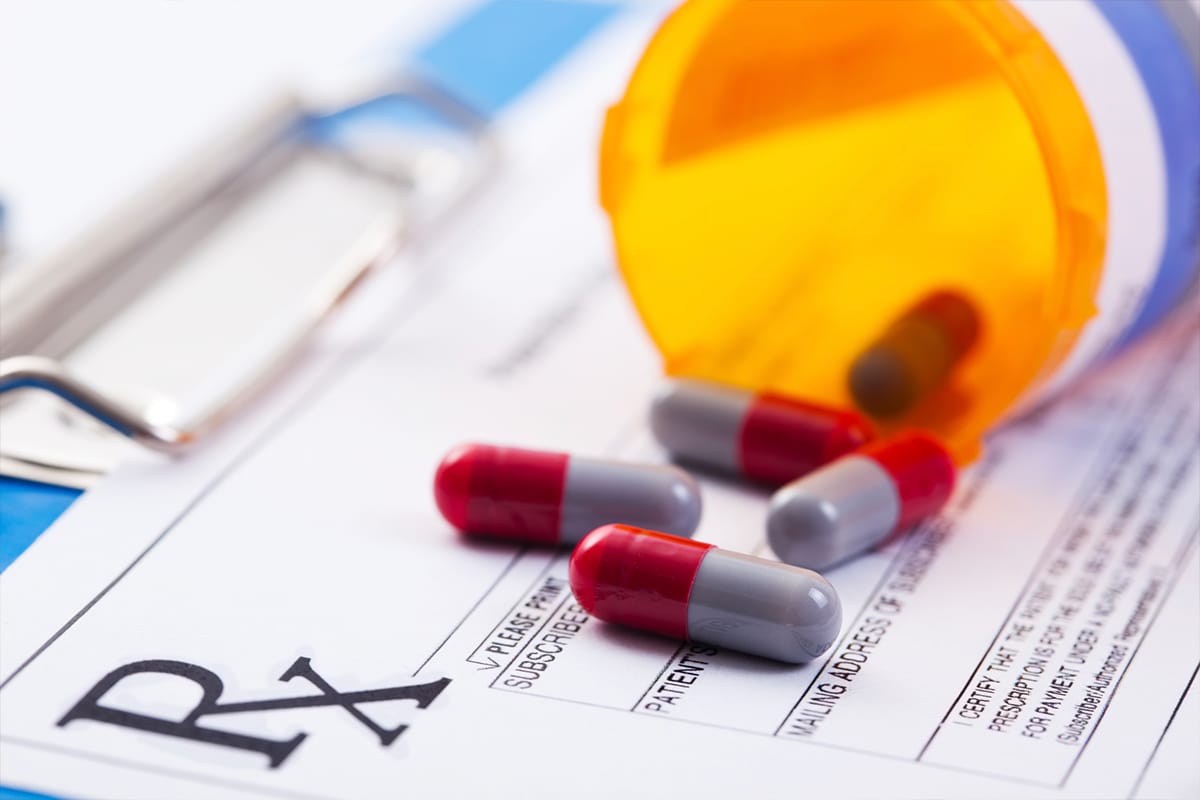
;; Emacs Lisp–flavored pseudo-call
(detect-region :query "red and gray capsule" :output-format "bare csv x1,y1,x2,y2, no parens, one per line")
848,290,981,418
650,379,875,484
569,524,842,663
767,432,956,571
434,444,701,546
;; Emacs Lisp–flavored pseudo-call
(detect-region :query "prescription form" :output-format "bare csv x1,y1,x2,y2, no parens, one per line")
2,8,1199,800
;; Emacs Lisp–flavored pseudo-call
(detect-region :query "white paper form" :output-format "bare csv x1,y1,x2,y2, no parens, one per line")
2,16,1199,800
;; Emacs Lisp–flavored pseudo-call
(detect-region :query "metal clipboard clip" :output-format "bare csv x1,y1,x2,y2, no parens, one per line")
0,75,498,487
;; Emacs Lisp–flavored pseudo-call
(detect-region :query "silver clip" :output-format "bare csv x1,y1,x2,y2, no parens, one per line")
0,76,497,486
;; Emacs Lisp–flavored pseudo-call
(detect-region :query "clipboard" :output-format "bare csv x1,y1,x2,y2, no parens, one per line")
0,78,494,488
0,0,622,491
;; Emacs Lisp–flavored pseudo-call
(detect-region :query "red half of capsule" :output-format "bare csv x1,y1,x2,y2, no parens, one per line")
913,290,981,359
569,524,714,640
737,394,875,484
861,431,956,536
434,444,568,544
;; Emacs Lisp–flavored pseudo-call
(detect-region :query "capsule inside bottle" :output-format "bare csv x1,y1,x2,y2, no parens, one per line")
849,291,981,418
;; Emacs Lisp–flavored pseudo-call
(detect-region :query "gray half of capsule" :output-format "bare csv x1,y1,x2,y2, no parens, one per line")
558,457,702,545
766,455,901,572
685,548,842,664
649,379,752,473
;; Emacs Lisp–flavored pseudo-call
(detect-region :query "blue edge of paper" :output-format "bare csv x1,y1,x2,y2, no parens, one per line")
0,1,619,798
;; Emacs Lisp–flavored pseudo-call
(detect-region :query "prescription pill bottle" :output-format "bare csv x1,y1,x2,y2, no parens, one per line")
600,0,1199,461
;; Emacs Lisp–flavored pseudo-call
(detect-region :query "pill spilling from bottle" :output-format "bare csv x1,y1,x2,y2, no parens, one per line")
569,523,842,663
848,291,980,418
767,431,956,571
434,443,702,545
650,379,875,484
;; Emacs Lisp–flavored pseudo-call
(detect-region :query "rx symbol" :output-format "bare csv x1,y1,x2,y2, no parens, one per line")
59,657,451,768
